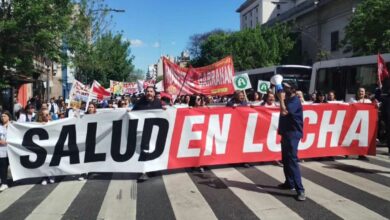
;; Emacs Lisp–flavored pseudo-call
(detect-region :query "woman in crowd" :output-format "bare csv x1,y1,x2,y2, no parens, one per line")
248,91,263,105
0,111,12,191
188,94,203,108
314,91,328,103
36,109,55,185
352,87,372,103
327,90,337,102
57,100,67,119
226,91,248,107
261,92,278,107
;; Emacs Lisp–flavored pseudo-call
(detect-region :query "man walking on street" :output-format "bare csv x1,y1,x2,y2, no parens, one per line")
132,86,163,182
276,83,306,201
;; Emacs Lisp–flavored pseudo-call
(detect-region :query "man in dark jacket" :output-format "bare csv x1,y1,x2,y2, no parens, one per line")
276,83,306,201
132,86,163,110
132,86,163,182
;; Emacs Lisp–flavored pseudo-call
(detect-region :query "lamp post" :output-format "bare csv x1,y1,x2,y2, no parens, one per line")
44,58,52,101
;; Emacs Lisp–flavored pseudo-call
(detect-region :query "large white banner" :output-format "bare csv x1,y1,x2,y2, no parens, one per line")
7,104,377,181
8,109,176,180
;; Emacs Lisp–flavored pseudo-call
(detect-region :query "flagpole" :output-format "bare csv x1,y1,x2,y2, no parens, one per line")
176,67,190,102
85,81,94,112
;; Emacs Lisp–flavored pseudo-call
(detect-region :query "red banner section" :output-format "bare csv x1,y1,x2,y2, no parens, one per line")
163,56,235,96
168,103,377,169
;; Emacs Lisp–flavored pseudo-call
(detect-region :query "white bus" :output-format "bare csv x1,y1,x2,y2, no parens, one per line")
309,53,390,101
236,65,312,95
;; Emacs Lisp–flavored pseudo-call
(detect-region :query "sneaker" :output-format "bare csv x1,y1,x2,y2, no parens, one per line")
137,173,149,182
243,163,251,168
199,167,205,173
296,192,306,201
41,179,47,185
0,184,8,191
49,178,55,184
278,183,295,191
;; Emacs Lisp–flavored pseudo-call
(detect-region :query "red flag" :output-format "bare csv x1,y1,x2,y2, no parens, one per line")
378,53,389,86
91,80,111,100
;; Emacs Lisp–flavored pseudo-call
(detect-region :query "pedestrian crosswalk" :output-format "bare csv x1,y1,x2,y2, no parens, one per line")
0,151,389,220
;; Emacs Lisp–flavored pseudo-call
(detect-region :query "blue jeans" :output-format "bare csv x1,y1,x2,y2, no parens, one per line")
281,136,304,193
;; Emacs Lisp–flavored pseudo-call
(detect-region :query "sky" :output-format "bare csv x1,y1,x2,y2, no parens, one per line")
104,0,242,71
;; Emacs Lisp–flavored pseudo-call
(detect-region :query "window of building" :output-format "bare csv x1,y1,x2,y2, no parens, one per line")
277,4,281,9
331,31,339,51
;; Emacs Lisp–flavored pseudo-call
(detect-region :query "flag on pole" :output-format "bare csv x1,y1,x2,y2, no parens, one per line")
91,80,111,100
377,53,389,87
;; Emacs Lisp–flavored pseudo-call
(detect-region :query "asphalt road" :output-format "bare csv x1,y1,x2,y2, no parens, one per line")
0,147,389,220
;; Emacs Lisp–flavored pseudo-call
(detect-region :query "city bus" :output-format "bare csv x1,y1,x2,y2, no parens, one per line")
309,53,390,101
235,65,312,95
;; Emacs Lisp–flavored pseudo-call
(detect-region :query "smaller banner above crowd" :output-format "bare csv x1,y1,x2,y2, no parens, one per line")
110,80,139,95
233,73,252,90
137,79,156,92
163,56,235,96
68,80,90,108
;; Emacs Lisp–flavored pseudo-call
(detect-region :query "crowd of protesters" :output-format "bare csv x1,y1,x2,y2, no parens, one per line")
0,85,389,191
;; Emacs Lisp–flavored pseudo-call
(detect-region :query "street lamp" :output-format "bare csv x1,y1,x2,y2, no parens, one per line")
44,58,52,101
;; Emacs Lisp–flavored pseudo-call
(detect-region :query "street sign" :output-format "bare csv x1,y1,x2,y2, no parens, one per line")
233,73,252,90
257,80,270,94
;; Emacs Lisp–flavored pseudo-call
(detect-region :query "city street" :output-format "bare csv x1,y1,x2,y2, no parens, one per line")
0,147,388,220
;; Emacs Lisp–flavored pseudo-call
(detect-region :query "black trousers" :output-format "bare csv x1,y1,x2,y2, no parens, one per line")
0,157,9,185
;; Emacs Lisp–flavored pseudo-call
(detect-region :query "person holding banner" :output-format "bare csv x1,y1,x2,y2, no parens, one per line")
276,83,306,201
132,86,163,182
0,111,12,191
37,109,56,185
132,86,163,111
226,91,248,107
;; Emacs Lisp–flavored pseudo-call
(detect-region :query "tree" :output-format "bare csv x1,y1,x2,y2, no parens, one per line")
0,0,73,88
190,24,294,71
91,32,134,87
343,0,390,55
64,0,134,87
187,29,229,61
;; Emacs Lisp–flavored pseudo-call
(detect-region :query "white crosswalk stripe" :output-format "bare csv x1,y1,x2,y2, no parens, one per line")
97,179,137,220
163,172,217,220
0,158,389,219
336,159,390,178
212,167,302,220
301,161,390,201
258,164,388,220
0,184,34,212
26,180,86,220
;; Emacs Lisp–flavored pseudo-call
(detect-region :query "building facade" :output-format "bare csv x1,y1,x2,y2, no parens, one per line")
236,0,302,29
237,0,361,64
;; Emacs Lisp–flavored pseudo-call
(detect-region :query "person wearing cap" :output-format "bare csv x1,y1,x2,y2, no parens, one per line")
276,82,306,201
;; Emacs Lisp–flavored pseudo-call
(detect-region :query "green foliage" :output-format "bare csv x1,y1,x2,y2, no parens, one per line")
343,0,390,55
190,24,294,71
92,32,134,87
65,0,134,87
0,0,72,87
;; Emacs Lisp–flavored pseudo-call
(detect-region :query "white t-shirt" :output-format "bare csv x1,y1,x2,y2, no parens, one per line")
0,125,8,158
